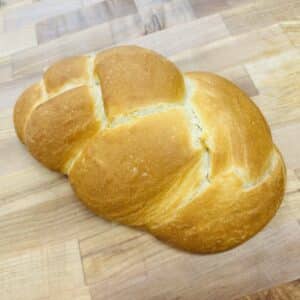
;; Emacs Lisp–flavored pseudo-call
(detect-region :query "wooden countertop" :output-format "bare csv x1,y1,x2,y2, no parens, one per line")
0,1,299,299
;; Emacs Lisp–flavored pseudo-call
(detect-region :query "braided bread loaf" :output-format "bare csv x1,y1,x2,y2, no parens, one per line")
13,46,286,253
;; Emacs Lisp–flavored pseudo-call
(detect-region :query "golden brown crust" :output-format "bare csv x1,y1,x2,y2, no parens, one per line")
187,72,273,181
43,56,89,95
25,86,100,172
13,45,286,253
13,83,43,143
95,46,185,121
149,150,286,253
69,109,199,225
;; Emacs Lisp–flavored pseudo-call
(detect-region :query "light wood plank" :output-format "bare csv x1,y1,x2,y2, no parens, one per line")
0,0,33,11
171,25,292,73
226,0,255,6
0,240,86,300
0,116,113,253
0,73,41,109
0,135,41,176
0,15,4,33
223,0,300,35
0,57,12,83
124,14,229,56
273,123,300,170
139,0,195,34
36,0,137,44
0,0,32,9
40,287,91,300
81,0,106,5
0,108,11,140
238,278,300,300
11,13,229,78
134,0,169,9
0,25,36,57
81,226,147,285
218,65,258,97
190,0,229,18
11,22,113,78
246,49,300,126
284,192,300,221
2,0,82,31
0,166,63,216
110,13,144,43
281,20,300,48
0,186,110,259
189,0,257,18
84,208,300,300
286,168,300,194
80,224,141,258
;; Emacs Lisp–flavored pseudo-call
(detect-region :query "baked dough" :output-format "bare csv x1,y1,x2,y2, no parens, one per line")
13,46,286,253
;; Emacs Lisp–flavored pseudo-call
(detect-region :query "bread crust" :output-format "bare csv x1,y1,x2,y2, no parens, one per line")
25,86,100,172
95,46,185,121
13,46,286,253
43,56,90,95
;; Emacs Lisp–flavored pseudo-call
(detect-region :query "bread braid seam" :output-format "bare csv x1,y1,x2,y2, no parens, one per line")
64,55,106,174
22,79,48,143
89,54,108,128
171,77,212,209
110,103,182,128
239,149,278,190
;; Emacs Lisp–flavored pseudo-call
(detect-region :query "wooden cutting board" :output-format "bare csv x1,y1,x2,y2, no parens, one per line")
0,1,299,299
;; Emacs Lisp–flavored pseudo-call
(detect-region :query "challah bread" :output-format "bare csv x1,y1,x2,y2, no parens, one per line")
13,46,286,253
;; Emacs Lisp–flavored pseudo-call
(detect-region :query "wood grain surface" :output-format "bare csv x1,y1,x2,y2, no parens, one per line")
0,1,299,299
